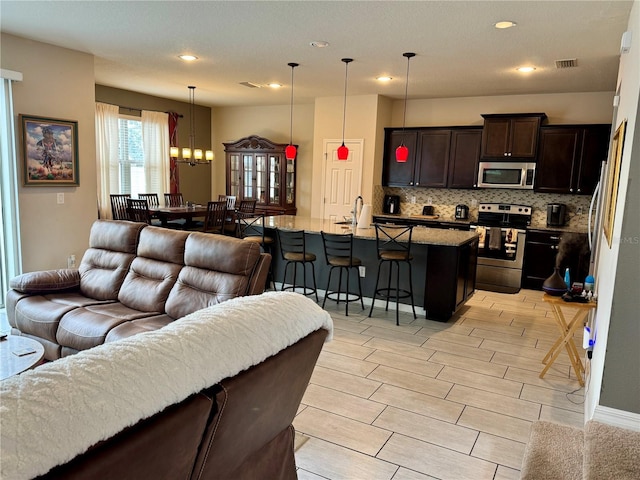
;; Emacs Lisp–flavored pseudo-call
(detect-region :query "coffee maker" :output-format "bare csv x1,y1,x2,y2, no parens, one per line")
547,203,567,227
383,195,401,214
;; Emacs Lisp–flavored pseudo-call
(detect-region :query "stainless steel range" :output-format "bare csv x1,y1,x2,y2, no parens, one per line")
472,203,532,294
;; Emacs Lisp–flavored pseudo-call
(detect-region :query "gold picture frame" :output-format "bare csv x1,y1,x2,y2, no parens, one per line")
20,114,79,186
603,120,626,247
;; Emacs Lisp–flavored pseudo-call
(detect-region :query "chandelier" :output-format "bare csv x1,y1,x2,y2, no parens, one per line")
170,85,213,166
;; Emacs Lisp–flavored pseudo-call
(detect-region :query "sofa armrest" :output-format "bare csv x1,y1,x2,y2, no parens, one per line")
9,269,81,294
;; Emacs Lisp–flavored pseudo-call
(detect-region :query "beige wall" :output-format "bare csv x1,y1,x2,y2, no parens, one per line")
212,104,315,216
1,34,97,272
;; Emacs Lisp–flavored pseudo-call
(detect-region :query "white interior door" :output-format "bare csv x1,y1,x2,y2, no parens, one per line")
322,139,364,222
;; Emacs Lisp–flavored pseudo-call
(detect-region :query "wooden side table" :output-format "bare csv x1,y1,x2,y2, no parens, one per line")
0,336,45,380
541,294,597,386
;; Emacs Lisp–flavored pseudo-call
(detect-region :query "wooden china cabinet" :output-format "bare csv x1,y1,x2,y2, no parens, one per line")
223,135,297,215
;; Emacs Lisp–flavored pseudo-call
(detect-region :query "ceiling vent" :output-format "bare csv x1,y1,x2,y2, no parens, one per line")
239,81,262,88
555,59,578,69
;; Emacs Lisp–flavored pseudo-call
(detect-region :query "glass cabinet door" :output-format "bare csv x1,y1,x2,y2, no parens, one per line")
285,157,295,204
256,154,267,203
229,153,241,198
242,154,254,199
269,155,280,205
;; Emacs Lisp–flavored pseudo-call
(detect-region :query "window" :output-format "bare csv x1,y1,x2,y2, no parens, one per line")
118,116,145,196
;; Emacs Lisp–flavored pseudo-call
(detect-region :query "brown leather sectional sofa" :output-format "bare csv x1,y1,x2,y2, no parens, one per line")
6,219,271,360
1,292,333,479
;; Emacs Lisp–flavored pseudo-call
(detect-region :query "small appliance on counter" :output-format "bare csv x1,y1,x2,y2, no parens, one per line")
383,195,401,214
422,205,434,216
547,203,567,227
455,204,469,220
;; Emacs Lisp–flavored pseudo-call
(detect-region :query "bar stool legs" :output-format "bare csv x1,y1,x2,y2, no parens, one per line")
368,258,417,325
277,230,318,301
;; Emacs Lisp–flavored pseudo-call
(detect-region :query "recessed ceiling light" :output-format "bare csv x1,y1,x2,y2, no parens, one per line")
178,55,198,61
516,66,536,73
267,83,282,88
310,41,330,48
494,21,517,29
377,76,393,82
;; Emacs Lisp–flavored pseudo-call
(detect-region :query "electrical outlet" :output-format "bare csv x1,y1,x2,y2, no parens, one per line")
67,254,76,268
576,207,583,215
427,197,433,205
57,193,64,204
359,266,366,277
471,199,478,207
411,196,416,204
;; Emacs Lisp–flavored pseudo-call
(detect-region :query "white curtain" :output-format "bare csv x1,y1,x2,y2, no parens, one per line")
141,110,170,200
0,70,24,298
95,102,120,219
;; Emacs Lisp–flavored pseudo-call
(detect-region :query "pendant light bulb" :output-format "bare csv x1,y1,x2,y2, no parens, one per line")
396,52,415,163
337,58,353,161
286,62,299,161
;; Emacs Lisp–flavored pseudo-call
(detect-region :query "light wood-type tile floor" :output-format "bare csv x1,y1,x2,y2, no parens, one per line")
294,289,586,480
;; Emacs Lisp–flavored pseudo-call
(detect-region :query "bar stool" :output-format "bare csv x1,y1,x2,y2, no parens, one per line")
276,229,318,301
320,232,364,316
368,224,417,325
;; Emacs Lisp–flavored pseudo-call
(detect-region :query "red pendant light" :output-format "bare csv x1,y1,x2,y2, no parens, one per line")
396,52,416,162
286,62,299,161
337,58,353,161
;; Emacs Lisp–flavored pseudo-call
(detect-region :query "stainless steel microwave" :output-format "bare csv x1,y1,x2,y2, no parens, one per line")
477,161,536,190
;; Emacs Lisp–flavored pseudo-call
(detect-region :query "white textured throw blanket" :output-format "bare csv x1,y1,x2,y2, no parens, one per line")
0,291,333,480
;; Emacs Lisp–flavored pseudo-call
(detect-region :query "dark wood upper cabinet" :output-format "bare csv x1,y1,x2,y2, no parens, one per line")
535,124,610,195
448,129,482,188
480,113,546,159
383,127,481,188
383,130,418,186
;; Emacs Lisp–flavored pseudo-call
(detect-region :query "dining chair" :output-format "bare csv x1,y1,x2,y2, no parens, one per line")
368,224,417,325
219,195,238,235
164,193,184,207
320,231,365,316
218,194,236,211
138,193,159,207
237,199,257,215
276,229,318,301
126,198,152,224
202,201,227,234
110,194,131,220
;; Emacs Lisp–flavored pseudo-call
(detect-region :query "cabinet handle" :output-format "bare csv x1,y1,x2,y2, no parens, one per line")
550,236,560,241
409,182,414,186
415,182,420,186
570,188,573,192
504,153,508,156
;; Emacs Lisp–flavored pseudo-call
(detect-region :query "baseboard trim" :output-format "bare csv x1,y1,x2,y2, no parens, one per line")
592,405,640,431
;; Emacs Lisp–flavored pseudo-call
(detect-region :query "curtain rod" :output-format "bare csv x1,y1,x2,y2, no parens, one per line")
117,105,183,117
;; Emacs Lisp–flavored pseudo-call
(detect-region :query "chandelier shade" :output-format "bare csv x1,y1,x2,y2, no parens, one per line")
171,86,213,166
337,58,353,161
396,52,415,163
286,62,299,161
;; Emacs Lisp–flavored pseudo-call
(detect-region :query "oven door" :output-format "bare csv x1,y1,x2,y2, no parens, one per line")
474,227,526,269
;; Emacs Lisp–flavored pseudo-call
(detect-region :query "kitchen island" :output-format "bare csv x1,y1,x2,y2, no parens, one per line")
261,216,479,321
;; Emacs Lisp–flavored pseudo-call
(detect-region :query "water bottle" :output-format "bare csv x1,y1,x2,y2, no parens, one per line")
564,268,571,289
584,275,595,293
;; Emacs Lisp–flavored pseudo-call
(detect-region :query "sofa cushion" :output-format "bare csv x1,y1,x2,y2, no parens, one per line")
117,227,187,312
104,315,174,343
165,233,261,319
56,303,158,352
78,220,146,301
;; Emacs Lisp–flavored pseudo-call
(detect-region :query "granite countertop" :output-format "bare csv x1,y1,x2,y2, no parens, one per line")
262,215,479,247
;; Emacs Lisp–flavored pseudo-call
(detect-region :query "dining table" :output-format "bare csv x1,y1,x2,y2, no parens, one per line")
149,205,208,228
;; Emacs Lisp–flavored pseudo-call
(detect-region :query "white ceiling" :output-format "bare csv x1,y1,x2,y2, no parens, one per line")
1,1,634,107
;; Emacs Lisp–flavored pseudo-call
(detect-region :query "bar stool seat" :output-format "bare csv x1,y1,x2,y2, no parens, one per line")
320,232,364,316
277,229,318,301
368,224,417,325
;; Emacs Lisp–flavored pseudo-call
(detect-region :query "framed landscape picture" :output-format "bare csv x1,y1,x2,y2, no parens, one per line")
603,119,626,247
20,114,79,186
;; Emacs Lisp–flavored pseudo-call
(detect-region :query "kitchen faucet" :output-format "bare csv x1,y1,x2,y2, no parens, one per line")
352,195,363,226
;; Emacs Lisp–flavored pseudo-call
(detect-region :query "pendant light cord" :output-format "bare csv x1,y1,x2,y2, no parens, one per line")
341,59,352,143
288,63,298,145
188,85,195,151
400,53,415,136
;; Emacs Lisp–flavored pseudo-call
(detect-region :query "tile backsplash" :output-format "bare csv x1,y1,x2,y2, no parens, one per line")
373,185,592,230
